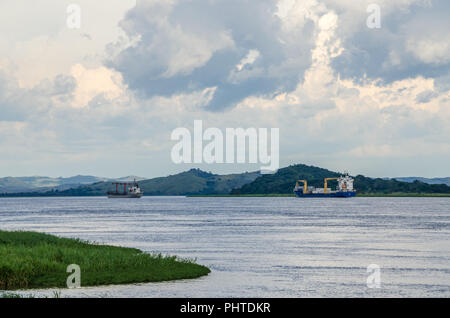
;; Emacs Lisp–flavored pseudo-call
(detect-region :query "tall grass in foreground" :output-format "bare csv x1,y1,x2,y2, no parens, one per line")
0,231,210,290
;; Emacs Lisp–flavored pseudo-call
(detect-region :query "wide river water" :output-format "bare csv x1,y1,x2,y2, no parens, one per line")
1,196,449,297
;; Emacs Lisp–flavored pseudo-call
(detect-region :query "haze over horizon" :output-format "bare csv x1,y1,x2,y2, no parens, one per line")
1,0,449,178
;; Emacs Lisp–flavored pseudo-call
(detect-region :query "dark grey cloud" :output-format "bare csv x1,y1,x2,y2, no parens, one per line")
108,0,314,110
415,90,439,103
0,72,76,122
108,0,450,111
0,72,26,121
31,74,77,97
329,0,450,84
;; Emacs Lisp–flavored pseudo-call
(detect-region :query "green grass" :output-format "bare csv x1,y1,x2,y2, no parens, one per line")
0,231,210,291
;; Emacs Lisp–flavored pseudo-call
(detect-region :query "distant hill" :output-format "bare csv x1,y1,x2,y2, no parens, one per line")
231,164,450,195
114,176,147,182
3,169,260,196
0,175,146,194
0,177,35,193
16,175,108,187
392,177,450,186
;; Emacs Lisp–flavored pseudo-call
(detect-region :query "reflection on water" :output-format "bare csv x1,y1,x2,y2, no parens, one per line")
1,196,449,297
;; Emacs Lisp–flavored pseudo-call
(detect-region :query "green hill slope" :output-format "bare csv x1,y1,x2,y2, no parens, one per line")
138,169,260,195
353,175,450,194
231,164,339,194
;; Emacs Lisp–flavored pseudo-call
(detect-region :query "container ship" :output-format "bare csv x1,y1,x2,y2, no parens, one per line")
107,180,143,198
293,174,356,198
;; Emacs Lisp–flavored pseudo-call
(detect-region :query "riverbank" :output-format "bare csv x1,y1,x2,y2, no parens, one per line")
188,193,450,197
357,193,450,197
188,194,295,197
0,231,210,291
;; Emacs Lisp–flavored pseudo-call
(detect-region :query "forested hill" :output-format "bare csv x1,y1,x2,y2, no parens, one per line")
231,164,450,195
231,164,340,194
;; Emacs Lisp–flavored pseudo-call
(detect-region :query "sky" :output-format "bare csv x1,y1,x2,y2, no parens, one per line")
0,0,449,178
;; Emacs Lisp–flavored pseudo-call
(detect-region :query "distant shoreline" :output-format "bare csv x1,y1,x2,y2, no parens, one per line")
188,193,450,198
356,193,450,197
2,193,450,198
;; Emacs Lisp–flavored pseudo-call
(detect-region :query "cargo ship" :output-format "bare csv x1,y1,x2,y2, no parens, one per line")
107,180,143,198
293,174,356,198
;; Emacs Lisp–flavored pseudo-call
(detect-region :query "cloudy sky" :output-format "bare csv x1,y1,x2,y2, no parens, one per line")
0,0,449,178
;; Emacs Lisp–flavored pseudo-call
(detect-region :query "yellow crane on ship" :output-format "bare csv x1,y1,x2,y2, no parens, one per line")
324,177,338,194
295,177,339,194
295,180,308,194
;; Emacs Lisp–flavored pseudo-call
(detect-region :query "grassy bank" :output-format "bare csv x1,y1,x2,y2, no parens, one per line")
0,231,210,291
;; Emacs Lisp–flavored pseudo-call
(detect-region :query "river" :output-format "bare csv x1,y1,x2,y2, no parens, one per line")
1,196,449,297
